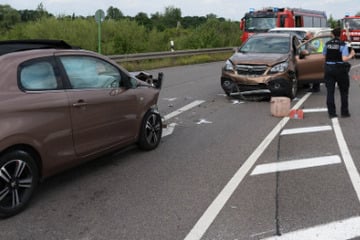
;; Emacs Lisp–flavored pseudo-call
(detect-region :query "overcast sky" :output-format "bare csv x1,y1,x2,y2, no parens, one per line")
0,0,356,21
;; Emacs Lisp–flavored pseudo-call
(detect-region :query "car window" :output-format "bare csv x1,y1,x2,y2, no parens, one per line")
20,61,58,90
59,56,121,89
240,36,290,54
299,36,332,54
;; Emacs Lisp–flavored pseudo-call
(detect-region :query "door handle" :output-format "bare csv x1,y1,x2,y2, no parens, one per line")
72,100,88,107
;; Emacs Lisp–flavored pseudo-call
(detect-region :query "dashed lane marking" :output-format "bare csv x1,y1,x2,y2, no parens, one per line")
163,100,205,121
280,125,332,135
302,108,327,113
250,155,341,176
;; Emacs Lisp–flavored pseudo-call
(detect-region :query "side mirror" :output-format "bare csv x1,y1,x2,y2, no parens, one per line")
124,76,138,89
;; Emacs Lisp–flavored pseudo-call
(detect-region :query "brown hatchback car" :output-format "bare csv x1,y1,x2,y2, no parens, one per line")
0,40,163,217
221,33,331,100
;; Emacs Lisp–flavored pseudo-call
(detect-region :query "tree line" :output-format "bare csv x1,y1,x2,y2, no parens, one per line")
1,4,359,55
0,4,241,55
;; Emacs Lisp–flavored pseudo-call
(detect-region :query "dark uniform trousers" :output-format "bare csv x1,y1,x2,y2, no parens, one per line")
324,64,350,116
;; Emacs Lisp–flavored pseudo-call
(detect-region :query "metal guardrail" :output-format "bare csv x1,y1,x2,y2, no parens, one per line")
109,47,234,62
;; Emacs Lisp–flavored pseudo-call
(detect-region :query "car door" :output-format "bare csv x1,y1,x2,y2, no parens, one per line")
296,36,332,82
57,54,140,157
17,57,77,175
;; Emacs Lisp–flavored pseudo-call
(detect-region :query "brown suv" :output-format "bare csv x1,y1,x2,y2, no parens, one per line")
0,40,163,217
221,33,331,100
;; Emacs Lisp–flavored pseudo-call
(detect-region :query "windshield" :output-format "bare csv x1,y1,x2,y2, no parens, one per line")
245,17,276,32
240,36,290,54
344,18,360,29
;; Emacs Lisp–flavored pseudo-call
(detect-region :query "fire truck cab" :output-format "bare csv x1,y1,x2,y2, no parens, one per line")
240,7,327,43
341,15,360,55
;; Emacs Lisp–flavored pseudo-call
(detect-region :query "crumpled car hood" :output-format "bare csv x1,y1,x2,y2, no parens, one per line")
130,71,163,89
229,52,289,66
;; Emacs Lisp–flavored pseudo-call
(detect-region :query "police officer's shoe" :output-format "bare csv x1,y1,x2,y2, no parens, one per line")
341,113,351,118
329,114,338,119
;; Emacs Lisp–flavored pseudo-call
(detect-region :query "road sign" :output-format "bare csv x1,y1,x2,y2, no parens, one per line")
95,9,105,54
95,9,105,23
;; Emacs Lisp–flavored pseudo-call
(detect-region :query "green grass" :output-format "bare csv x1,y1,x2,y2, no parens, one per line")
119,52,233,71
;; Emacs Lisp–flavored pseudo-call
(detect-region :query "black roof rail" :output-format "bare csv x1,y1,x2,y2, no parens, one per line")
0,39,76,55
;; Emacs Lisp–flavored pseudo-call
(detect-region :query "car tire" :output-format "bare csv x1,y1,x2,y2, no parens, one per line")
138,110,162,151
288,72,298,99
0,150,39,218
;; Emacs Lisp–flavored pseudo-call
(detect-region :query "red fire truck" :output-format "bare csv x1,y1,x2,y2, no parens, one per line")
240,7,328,43
341,15,360,55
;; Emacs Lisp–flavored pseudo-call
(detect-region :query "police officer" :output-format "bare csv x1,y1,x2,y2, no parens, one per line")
323,27,355,118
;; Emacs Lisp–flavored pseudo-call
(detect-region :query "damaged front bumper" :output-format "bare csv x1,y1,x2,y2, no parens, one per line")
221,76,291,98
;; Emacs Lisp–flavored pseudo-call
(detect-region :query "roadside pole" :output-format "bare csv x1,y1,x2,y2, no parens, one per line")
95,9,105,54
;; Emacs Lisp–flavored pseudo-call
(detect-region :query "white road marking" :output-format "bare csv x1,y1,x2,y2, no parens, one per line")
280,125,332,135
196,119,212,125
250,155,341,176
162,123,176,137
163,97,178,102
163,100,205,121
302,108,328,113
332,118,360,203
162,100,205,137
251,229,277,238
231,100,245,104
262,216,360,240
183,93,312,240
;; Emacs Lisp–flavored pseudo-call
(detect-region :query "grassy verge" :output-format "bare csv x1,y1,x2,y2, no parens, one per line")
119,52,233,71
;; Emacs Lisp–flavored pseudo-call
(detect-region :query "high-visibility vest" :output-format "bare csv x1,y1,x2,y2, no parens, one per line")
312,39,324,53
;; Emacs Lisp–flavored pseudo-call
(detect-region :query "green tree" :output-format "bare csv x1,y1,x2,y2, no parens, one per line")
106,6,123,20
0,4,21,32
327,14,338,28
108,19,148,54
163,6,181,28
135,12,152,29
181,16,207,29
206,13,217,19
151,12,165,31
1,3,242,54
36,2,52,18
19,10,39,22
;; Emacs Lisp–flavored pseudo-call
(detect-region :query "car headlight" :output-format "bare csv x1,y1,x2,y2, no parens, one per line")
270,62,288,73
224,60,234,71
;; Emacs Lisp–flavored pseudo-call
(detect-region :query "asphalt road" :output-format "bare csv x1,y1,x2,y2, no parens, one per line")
2,59,360,240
